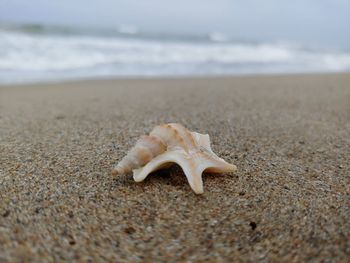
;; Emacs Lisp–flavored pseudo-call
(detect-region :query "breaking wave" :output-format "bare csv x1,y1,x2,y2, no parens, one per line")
0,24,349,84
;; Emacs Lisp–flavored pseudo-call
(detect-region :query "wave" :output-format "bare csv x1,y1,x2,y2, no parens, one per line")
0,23,224,43
0,25,350,84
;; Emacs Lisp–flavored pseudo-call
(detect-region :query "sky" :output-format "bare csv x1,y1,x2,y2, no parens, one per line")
0,0,350,50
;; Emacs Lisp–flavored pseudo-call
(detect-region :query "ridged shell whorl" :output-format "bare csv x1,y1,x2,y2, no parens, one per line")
150,123,196,152
112,135,166,176
112,124,195,176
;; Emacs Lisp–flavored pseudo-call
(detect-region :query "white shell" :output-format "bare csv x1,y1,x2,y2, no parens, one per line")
112,123,237,194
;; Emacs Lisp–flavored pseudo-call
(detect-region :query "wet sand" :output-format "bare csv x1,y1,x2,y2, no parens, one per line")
0,73,349,262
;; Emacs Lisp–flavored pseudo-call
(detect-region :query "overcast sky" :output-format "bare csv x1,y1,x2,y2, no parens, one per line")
0,0,349,49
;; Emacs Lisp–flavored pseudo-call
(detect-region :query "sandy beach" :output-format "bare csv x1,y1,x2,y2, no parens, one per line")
0,73,349,262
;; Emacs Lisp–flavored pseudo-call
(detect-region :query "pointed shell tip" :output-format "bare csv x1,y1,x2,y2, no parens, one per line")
231,164,238,172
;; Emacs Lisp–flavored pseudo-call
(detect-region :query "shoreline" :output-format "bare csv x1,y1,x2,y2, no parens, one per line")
1,71,349,88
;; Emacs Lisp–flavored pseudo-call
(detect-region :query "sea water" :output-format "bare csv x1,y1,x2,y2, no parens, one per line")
0,24,350,84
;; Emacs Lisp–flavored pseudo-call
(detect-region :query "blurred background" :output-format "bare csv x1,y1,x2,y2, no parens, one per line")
0,0,349,84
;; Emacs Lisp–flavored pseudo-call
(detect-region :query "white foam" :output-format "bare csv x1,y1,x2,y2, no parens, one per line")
117,25,139,35
0,30,349,84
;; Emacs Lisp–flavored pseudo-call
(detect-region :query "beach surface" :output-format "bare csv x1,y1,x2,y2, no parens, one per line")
0,73,349,262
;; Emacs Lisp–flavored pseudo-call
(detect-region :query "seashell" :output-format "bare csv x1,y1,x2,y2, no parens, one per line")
112,123,237,194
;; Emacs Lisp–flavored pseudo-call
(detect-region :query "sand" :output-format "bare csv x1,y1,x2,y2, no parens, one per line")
0,73,349,262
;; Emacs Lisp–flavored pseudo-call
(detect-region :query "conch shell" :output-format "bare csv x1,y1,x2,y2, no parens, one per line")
112,123,237,194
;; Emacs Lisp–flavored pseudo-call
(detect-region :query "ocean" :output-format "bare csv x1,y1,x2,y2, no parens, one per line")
1,24,350,84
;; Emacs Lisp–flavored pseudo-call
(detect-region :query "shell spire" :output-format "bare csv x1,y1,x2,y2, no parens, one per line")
112,135,166,176
111,123,237,194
